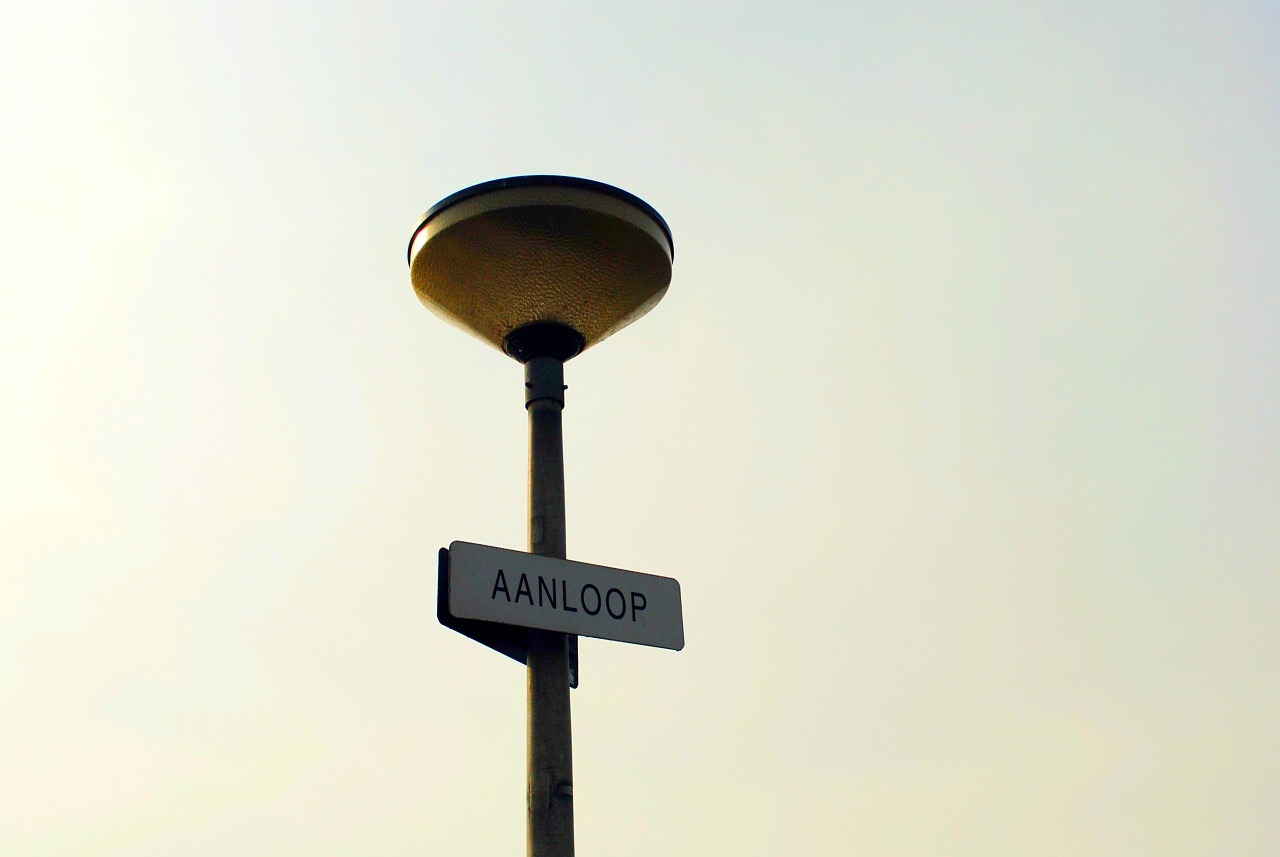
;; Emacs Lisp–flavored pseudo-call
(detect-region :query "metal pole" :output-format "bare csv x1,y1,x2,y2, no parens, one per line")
525,356,574,857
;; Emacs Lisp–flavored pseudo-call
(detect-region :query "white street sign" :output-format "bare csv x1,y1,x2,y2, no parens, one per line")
447,541,684,651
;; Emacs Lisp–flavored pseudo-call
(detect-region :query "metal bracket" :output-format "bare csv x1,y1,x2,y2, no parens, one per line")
437,548,578,688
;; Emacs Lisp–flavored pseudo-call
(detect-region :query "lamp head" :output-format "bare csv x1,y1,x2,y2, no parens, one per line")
408,176,673,361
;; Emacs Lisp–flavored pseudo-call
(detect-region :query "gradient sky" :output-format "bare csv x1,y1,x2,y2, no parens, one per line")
2,2,1278,855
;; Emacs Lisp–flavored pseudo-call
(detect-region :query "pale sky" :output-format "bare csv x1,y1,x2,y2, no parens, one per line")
2,2,1278,855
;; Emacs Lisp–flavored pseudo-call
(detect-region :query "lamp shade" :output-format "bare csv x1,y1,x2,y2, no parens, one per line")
408,176,673,360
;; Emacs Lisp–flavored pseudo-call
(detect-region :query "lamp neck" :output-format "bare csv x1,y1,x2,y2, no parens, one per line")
525,357,566,410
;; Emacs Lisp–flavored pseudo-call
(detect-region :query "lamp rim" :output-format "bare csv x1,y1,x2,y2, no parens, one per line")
406,175,673,266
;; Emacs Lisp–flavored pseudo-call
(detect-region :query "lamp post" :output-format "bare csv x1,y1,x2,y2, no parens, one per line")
408,176,674,857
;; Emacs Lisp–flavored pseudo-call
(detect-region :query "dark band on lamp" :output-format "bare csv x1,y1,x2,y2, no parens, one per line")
504,322,585,363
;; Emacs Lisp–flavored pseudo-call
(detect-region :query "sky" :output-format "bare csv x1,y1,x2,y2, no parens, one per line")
2,1,1278,854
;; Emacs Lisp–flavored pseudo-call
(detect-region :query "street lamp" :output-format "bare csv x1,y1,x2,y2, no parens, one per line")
408,175,674,857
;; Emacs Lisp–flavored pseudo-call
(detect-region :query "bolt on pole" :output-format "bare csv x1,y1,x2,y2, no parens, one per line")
525,355,574,857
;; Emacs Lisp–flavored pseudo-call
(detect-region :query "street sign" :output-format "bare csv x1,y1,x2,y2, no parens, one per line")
446,541,684,651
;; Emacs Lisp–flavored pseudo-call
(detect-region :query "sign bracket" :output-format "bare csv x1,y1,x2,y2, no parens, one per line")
437,548,579,688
